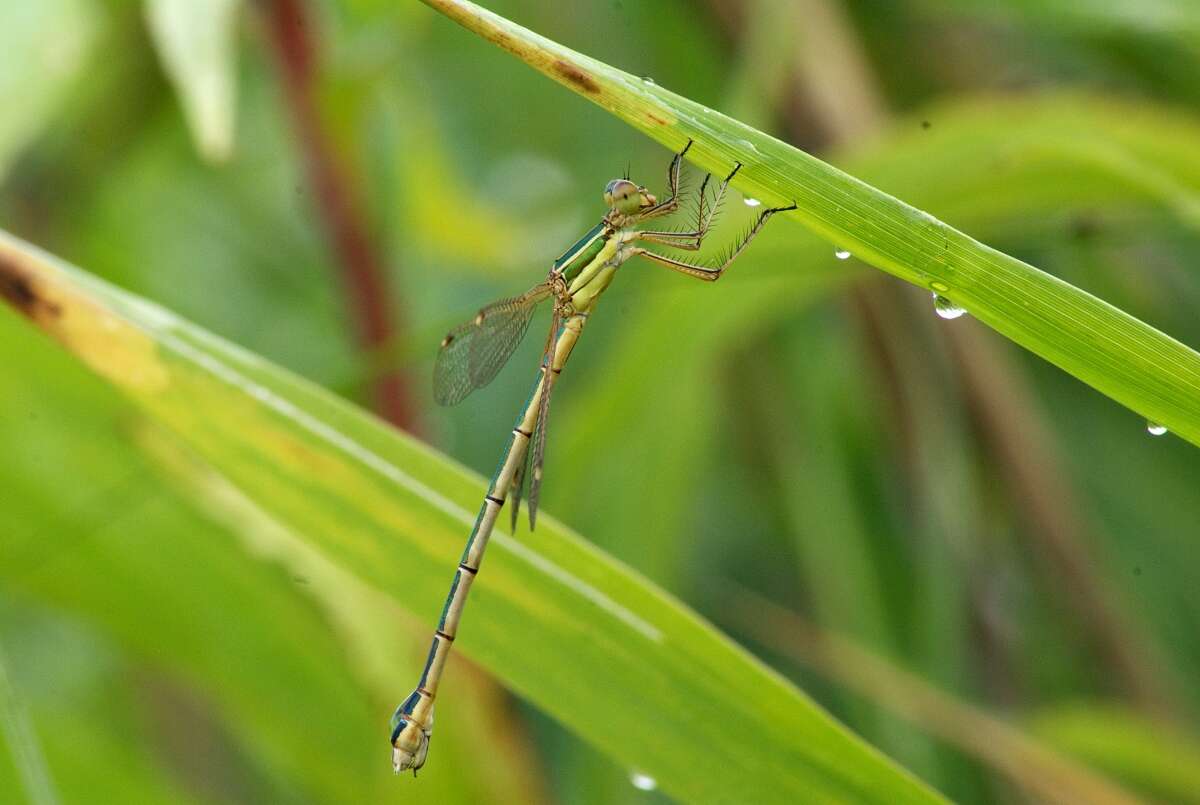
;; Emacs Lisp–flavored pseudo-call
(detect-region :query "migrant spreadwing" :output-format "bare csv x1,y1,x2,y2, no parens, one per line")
390,140,795,774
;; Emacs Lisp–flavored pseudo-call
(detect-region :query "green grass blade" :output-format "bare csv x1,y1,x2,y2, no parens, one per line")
1029,705,1200,804
0,639,59,805
0,323,511,803
0,230,945,803
420,0,1200,446
143,0,240,162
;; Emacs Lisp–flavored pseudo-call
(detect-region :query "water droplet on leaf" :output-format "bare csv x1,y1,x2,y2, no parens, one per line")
743,197,761,207
932,293,965,320
1147,421,1168,436
630,772,658,791
834,248,851,260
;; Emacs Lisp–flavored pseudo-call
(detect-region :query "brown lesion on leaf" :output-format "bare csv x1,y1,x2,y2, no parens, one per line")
552,59,600,94
0,252,61,324
0,243,169,393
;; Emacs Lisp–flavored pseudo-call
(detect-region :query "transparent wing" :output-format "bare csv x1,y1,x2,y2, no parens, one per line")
509,455,527,531
432,283,554,406
527,309,562,529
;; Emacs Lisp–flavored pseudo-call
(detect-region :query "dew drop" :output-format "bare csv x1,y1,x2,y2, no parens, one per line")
1147,421,1168,436
630,772,658,791
641,76,655,85
743,197,762,207
834,248,851,260
932,292,966,320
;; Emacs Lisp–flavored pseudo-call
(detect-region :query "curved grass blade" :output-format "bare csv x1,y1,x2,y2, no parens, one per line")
0,637,59,805
144,0,239,162
419,0,1200,447
1029,705,1200,804
0,329,518,803
727,589,1145,805
0,231,945,805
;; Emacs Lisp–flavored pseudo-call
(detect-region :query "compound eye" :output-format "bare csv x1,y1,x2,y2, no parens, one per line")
604,179,638,205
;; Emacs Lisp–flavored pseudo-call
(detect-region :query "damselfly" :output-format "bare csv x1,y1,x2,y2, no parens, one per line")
390,141,795,774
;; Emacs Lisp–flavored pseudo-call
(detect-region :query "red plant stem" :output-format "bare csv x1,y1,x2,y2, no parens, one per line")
261,0,418,431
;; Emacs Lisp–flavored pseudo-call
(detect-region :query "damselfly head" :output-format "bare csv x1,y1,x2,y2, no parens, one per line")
604,178,656,214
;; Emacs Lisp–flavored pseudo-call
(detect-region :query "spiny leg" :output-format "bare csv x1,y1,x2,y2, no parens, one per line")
636,139,693,221
633,200,797,281
637,162,741,249
666,140,688,197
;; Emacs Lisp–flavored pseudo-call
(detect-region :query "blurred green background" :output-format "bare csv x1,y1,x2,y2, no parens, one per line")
3,0,1200,802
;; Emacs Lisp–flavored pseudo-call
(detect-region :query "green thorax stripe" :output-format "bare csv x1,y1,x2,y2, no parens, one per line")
554,222,608,281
